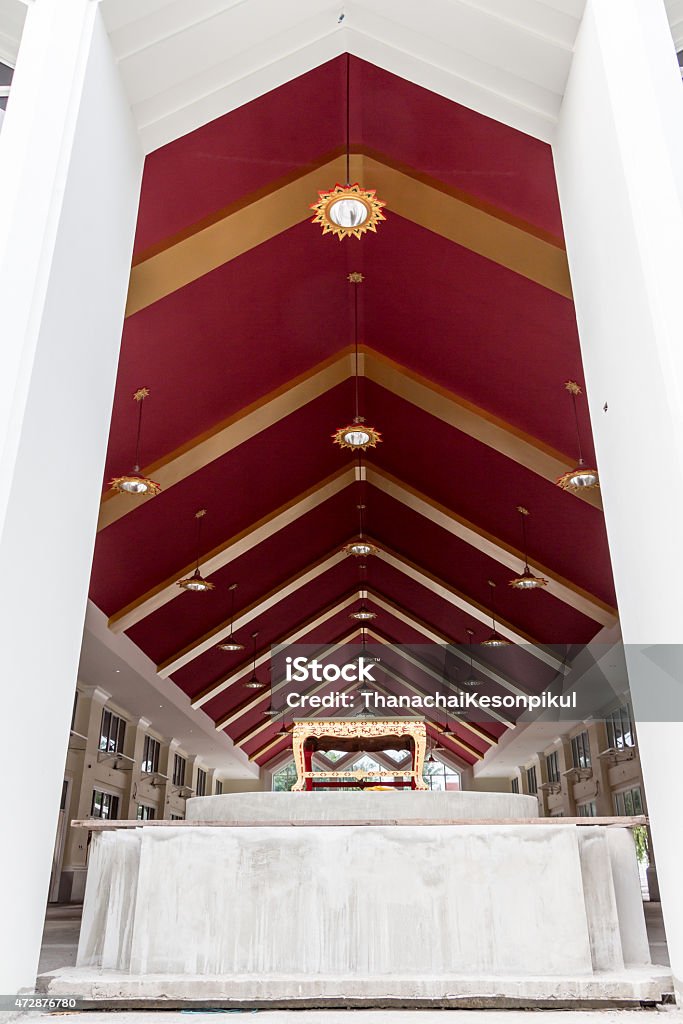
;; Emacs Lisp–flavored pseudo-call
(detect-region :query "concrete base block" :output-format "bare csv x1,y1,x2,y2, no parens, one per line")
38,965,674,1008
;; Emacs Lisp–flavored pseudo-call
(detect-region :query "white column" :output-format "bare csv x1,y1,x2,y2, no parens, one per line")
554,0,683,1000
0,0,142,993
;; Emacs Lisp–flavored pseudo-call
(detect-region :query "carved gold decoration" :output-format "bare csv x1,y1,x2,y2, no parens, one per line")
564,380,583,396
342,539,380,558
556,465,600,492
177,569,215,592
109,386,161,497
311,184,386,240
509,567,549,590
348,272,365,283
291,718,428,791
332,423,382,451
109,474,161,497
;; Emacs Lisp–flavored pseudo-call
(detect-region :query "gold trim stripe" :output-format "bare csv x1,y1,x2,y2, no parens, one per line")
125,152,571,317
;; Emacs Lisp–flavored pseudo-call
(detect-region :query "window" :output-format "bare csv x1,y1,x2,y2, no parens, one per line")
606,702,635,750
526,765,538,794
196,768,207,796
99,709,126,754
550,809,565,817
215,780,223,796
423,757,461,791
614,786,643,816
71,691,78,731
170,814,184,821
91,790,119,820
173,753,186,787
511,777,519,794
141,735,160,774
272,762,298,791
577,800,597,817
136,804,156,821
546,750,560,784
571,731,592,769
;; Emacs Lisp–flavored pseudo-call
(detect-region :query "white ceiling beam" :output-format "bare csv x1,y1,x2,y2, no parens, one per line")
108,467,355,633
195,592,360,711
365,629,513,728
366,464,614,625
157,550,347,678
377,545,566,672
370,592,529,697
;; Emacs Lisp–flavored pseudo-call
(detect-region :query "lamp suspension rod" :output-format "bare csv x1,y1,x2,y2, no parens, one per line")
345,52,351,187
194,510,206,571
353,283,360,421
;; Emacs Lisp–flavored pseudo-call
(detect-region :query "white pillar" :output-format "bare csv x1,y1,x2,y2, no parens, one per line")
554,0,683,1000
0,0,142,993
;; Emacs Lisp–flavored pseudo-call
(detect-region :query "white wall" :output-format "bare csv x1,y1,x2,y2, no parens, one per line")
0,1,143,992
554,0,683,1000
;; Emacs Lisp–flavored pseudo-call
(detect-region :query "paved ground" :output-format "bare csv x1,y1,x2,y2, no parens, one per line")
3,1011,683,1024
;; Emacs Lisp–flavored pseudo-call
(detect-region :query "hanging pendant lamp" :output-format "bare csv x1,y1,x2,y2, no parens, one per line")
244,631,266,689
509,507,548,590
461,628,481,685
217,583,245,651
481,580,511,647
343,490,380,558
311,56,385,240
350,605,376,621
177,510,215,592
435,721,453,751
109,388,161,496
556,381,600,491
350,556,377,621
333,275,382,452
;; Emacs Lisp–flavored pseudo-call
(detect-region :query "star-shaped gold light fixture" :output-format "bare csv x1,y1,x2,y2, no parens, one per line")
311,183,386,240
509,507,548,590
244,631,267,689
177,509,215,593
481,580,512,648
311,57,385,241
556,381,600,492
109,387,161,497
461,629,481,686
216,583,245,651
332,274,382,453
350,605,376,621
343,499,380,559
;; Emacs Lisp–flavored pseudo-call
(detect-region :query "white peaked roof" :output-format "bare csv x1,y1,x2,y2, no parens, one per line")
0,0,681,149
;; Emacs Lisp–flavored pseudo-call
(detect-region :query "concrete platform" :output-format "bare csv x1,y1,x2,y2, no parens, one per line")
37,965,674,1008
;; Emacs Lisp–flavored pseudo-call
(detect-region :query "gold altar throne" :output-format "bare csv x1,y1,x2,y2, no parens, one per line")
291,718,428,791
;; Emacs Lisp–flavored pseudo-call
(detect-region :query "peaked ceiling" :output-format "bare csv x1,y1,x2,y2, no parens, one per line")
90,53,618,772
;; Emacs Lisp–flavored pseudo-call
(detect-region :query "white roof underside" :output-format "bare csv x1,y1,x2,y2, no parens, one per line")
1,0,682,148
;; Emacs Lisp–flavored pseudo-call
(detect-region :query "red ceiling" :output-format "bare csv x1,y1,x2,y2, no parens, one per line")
91,54,616,769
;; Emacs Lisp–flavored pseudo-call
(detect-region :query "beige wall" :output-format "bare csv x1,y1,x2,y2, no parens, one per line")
508,712,647,824
53,683,252,903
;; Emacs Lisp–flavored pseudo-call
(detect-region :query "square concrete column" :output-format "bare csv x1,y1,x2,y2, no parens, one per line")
554,0,683,999
0,1,142,988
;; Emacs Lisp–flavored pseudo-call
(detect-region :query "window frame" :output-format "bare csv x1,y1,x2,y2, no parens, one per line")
172,753,186,787
99,708,126,755
141,735,160,775
546,750,560,784
571,730,592,770
91,788,119,820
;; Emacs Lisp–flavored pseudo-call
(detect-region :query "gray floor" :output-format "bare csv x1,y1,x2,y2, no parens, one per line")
37,900,672,978
5,1012,683,1024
